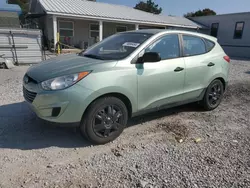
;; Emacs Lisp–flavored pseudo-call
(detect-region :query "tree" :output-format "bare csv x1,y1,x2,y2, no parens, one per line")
8,0,29,14
184,8,216,18
134,0,162,15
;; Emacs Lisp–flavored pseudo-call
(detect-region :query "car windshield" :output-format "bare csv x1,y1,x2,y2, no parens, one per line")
80,32,153,60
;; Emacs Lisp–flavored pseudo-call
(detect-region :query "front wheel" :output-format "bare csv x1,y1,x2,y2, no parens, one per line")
202,79,224,111
80,97,128,145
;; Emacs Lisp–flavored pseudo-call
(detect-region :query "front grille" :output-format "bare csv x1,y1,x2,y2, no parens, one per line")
23,87,37,103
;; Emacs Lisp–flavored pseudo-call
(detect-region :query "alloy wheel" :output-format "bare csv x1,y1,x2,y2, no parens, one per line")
93,105,124,138
208,82,223,107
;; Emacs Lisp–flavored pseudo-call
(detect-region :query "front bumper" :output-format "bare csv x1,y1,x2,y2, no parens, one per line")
23,83,95,123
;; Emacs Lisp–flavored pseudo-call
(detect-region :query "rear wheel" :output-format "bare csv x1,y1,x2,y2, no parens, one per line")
80,97,128,145
202,79,224,111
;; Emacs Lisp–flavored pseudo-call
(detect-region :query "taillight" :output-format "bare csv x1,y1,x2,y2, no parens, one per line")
223,56,230,63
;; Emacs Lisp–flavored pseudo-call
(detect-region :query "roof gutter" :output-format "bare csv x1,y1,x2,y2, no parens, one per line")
46,11,202,29
188,17,209,29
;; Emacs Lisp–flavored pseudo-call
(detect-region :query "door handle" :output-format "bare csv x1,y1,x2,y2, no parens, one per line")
174,67,184,72
207,62,215,67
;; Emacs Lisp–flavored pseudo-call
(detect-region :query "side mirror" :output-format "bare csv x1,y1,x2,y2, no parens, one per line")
138,52,161,63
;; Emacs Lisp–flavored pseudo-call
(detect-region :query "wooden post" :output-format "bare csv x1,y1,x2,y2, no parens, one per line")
99,20,103,41
57,32,60,54
53,15,57,52
135,24,139,30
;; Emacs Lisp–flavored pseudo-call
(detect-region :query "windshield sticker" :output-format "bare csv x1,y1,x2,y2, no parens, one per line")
123,42,140,48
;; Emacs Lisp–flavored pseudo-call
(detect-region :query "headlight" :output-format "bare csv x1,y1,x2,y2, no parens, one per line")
41,71,90,91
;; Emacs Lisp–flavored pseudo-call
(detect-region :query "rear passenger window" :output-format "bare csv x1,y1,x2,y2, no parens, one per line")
204,39,215,52
183,35,206,56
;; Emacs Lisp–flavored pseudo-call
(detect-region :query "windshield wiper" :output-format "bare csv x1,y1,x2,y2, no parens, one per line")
83,54,104,60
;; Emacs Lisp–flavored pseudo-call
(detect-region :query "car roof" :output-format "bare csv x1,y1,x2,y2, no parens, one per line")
126,29,217,42
126,29,165,35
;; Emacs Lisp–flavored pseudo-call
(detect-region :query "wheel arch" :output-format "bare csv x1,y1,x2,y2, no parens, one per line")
208,73,227,91
83,92,134,119
209,77,226,91
216,77,226,90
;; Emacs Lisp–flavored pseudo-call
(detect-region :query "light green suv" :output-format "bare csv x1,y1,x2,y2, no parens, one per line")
23,30,230,144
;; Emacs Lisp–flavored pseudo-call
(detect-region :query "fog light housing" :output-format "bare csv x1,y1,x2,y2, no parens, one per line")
51,107,61,117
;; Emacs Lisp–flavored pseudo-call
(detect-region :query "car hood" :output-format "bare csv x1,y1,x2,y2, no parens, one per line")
26,54,117,82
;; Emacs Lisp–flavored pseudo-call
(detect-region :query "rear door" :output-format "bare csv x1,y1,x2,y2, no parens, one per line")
181,35,217,100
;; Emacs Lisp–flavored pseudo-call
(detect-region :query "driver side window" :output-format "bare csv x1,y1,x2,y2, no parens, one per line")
145,34,180,60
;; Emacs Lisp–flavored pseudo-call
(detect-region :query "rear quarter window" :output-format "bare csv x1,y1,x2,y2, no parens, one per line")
204,39,215,52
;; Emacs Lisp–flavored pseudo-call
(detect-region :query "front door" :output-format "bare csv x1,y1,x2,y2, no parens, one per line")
137,34,185,111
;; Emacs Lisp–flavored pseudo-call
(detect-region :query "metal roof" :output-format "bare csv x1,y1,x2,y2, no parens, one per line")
0,12,20,28
38,0,202,29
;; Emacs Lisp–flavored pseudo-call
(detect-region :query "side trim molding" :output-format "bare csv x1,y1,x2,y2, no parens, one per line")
132,88,206,117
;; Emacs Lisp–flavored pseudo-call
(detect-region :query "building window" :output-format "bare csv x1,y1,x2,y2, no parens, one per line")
116,25,127,33
90,23,99,38
234,22,244,39
58,21,74,37
211,23,219,37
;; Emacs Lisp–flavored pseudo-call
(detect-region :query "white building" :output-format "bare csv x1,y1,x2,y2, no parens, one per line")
28,0,204,50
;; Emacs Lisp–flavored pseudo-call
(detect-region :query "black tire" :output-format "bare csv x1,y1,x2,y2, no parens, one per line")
202,79,224,111
80,97,128,145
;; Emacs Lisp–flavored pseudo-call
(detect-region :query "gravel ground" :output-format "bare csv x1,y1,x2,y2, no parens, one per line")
0,59,250,188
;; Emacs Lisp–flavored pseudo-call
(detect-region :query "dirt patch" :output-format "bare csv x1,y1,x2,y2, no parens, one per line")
158,120,189,142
